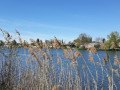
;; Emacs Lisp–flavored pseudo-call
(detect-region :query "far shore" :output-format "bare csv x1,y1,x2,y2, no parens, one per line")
1,46,120,51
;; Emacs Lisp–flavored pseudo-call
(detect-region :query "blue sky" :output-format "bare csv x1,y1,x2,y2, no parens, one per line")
0,0,120,42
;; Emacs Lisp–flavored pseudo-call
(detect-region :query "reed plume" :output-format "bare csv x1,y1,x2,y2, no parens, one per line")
52,85,62,90
111,42,115,49
101,43,106,49
70,61,77,66
63,49,69,59
46,66,49,72
75,50,82,58
68,48,76,61
112,69,119,76
82,65,86,69
19,36,22,44
30,49,38,60
114,54,119,65
96,62,100,65
105,51,109,61
89,52,94,63
15,29,20,36
87,46,97,54
108,77,113,83
53,37,61,49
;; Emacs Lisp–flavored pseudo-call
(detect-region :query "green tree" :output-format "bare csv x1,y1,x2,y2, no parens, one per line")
105,31,120,48
12,40,17,46
0,40,4,46
74,33,92,47
36,38,40,43
78,33,92,44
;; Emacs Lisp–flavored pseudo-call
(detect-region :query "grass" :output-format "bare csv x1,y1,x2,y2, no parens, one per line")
0,29,120,90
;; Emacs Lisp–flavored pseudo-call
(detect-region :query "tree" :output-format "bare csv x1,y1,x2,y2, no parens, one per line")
12,40,17,45
102,38,105,43
62,39,64,44
45,40,49,45
79,33,92,44
95,37,104,43
74,33,92,45
36,38,40,43
105,31,120,48
0,40,4,46
94,44,101,48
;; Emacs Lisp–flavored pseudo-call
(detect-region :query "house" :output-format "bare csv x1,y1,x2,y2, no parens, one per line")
118,42,120,47
80,43,100,48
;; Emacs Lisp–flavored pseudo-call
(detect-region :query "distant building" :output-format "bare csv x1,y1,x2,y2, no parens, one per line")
61,43,75,48
118,42,120,47
80,43,101,48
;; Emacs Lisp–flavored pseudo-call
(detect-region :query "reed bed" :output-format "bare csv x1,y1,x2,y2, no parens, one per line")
0,29,120,90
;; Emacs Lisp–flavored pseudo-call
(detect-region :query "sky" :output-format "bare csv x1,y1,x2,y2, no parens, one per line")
0,0,120,42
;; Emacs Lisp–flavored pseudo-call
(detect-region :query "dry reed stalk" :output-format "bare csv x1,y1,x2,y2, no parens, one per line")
57,53,60,63
35,42,40,47
46,66,49,72
30,50,38,60
26,55,30,63
15,29,20,36
43,43,47,48
57,58,60,63
38,49,42,53
103,57,107,66
96,62,100,65
53,37,61,49
52,85,62,90
43,52,50,61
105,51,109,61
70,61,77,66
114,54,119,65
29,79,33,87
101,43,106,49
88,52,94,63
3,30,10,37
57,53,59,57
75,50,82,58
19,36,22,44
108,77,113,83
87,46,97,54
68,49,76,61
111,42,115,49
6,32,10,37
23,41,29,48
82,65,86,69
8,43,12,49
109,66,112,70
112,69,119,76
63,49,69,59
31,59,33,64
30,38,35,43
29,48,38,60
26,71,30,78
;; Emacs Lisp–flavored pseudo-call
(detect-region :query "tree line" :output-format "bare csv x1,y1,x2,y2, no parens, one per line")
0,31,120,49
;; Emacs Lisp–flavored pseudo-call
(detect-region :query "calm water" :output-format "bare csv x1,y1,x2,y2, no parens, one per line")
0,48,120,90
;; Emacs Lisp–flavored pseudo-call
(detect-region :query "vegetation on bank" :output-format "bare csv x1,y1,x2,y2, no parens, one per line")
0,29,120,51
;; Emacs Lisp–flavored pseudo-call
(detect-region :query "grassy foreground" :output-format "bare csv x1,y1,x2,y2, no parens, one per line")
0,29,120,90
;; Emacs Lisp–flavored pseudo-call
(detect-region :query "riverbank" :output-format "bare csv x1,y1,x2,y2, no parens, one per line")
77,48,120,51
1,46,120,51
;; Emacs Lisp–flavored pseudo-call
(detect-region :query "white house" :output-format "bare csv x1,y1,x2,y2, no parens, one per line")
84,43,99,48
118,42,120,47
